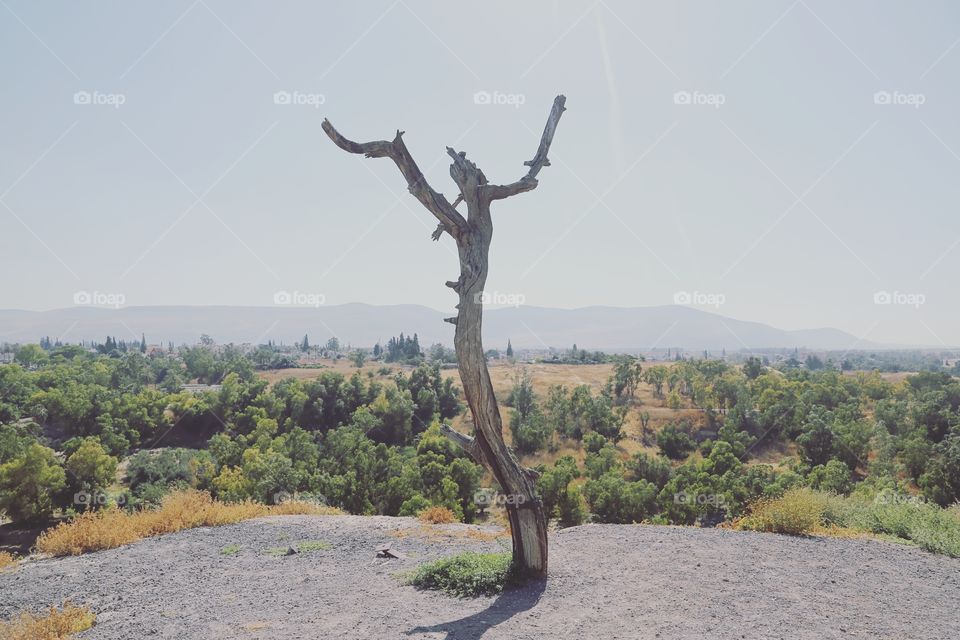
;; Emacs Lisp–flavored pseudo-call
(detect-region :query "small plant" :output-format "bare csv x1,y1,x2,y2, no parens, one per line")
736,487,828,535
296,540,331,553
0,551,17,571
407,552,514,597
220,544,241,555
0,602,95,640
417,506,457,524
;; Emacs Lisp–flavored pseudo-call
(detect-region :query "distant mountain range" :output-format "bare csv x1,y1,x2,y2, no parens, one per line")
0,304,884,351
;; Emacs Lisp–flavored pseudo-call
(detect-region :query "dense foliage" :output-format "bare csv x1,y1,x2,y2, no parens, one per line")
521,359,960,530
2,342,959,542
0,345,477,523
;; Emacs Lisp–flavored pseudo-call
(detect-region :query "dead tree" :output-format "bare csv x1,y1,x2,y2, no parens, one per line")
322,95,567,577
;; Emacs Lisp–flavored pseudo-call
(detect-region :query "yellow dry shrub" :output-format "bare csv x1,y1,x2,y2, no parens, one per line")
417,506,458,524
0,551,16,571
0,602,95,640
735,487,829,535
35,490,342,557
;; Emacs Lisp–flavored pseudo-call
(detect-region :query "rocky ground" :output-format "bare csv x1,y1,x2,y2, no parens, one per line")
1,515,958,639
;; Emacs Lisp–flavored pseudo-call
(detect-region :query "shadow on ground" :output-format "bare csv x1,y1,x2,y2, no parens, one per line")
405,579,546,640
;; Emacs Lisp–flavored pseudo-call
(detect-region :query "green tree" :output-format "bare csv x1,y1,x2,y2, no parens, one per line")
609,357,642,402
657,423,695,460
743,357,763,380
0,442,67,522
626,452,673,489
351,350,367,368
797,408,835,467
536,456,585,526
643,365,668,398
14,344,47,368
65,438,118,507
584,472,657,524
807,459,852,495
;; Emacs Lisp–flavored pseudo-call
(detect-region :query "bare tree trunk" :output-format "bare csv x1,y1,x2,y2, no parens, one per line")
322,96,567,578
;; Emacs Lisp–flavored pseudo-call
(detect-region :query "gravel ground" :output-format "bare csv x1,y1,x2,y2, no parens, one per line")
1,516,958,639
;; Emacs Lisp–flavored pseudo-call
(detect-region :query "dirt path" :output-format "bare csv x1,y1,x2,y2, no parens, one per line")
2,516,958,639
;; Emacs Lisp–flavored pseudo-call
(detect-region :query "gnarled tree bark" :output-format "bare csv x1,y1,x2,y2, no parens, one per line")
322,95,567,577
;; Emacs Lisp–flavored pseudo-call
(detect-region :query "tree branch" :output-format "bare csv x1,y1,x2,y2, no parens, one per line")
484,95,567,202
440,423,486,467
440,423,540,480
321,119,468,238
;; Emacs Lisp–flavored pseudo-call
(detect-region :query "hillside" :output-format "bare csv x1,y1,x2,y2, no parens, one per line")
2,515,957,639
0,304,883,350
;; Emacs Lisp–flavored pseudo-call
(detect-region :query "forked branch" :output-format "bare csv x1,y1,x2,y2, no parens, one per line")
483,94,567,202
440,423,486,467
321,119,467,238
440,423,540,480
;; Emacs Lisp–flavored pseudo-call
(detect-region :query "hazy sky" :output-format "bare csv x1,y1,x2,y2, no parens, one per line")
2,1,959,346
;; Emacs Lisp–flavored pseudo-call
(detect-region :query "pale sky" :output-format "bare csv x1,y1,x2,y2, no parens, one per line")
2,1,959,346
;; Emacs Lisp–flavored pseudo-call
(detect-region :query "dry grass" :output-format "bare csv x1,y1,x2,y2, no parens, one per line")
0,602,95,640
735,488,829,535
417,506,458,524
35,490,342,557
0,551,17,571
